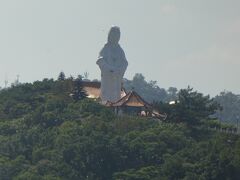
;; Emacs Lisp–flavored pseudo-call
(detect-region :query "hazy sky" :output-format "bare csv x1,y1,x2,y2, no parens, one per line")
0,0,239,96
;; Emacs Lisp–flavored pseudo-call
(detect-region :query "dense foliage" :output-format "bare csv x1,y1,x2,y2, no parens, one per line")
0,79,240,180
153,87,221,127
124,73,240,126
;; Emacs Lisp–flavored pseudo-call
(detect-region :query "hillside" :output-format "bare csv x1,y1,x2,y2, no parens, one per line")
0,79,240,180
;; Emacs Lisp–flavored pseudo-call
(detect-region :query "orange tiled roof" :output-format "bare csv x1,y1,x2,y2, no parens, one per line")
110,91,151,107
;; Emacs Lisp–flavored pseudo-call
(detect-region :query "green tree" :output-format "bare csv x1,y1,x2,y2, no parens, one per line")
71,76,87,102
58,71,66,81
175,87,220,126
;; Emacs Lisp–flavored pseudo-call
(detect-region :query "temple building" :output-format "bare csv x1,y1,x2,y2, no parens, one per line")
82,81,167,120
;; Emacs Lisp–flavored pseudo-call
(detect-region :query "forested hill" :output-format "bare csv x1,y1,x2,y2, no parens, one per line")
0,78,240,180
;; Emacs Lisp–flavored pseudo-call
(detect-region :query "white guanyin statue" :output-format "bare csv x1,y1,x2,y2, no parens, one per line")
97,26,128,103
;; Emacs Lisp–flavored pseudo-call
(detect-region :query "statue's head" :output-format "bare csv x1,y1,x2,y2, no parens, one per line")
108,26,120,44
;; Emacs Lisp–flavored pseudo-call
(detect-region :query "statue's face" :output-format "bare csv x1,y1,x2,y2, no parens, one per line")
108,27,120,44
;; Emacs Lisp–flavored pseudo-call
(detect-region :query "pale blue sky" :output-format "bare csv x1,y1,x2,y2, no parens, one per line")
0,0,239,96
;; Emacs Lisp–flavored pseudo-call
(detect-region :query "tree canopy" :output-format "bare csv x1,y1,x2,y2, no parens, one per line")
0,78,239,179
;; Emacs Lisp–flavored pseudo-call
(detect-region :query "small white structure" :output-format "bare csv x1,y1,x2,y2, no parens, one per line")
97,26,128,103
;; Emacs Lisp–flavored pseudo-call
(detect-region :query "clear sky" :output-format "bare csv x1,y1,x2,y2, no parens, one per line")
0,0,239,96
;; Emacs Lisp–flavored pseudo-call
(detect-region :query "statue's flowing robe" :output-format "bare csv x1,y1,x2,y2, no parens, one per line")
97,43,128,102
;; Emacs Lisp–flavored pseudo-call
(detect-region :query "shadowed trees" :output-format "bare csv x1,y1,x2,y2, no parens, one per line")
71,76,87,102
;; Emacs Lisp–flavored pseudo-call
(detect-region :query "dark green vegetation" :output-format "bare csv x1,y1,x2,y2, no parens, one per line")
0,77,240,180
124,73,240,126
